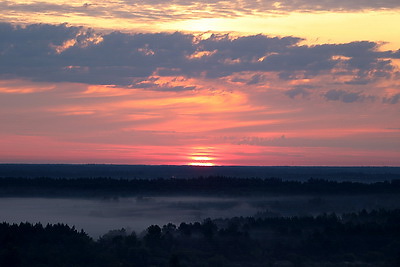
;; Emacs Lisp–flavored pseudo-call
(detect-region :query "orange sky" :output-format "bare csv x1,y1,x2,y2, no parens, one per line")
0,0,399,166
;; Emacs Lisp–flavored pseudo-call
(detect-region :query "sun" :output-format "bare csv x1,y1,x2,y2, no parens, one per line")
188,156,215,166
188,162,215,166
187,148,217,166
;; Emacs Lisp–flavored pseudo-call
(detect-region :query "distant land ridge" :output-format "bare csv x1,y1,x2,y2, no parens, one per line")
0,164,399,182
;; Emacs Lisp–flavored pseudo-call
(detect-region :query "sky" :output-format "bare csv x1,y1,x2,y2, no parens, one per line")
0,0,399,166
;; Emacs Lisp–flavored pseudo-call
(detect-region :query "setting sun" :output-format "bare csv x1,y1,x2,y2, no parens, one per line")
188,155,216,166
187,148,217,166
188,162,215,166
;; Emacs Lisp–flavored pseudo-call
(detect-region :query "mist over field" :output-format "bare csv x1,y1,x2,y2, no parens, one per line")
1,165,400,266
1,193,400,238
1,165,400,237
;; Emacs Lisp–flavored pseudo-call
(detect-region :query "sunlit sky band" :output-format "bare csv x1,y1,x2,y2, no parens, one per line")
0,0,399,166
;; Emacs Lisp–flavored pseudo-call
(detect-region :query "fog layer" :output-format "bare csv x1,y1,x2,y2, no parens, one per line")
1,194,400,238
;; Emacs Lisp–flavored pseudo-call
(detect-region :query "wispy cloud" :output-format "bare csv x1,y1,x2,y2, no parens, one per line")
2,0,399,25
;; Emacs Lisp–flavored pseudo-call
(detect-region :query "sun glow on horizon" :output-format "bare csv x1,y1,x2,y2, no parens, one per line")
188,162,215,166
186,147,217,166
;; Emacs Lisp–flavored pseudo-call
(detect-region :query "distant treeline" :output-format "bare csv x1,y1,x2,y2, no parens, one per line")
0,176,400,197
1,209,399,266
2,164,400,181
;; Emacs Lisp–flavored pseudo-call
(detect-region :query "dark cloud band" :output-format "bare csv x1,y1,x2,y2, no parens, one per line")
0,23,398,89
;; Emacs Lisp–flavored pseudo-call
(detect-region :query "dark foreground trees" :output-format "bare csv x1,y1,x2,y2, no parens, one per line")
0,223,95,266
1,209,400,266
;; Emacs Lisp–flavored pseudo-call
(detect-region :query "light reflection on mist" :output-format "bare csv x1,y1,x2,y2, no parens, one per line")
1,194,400,238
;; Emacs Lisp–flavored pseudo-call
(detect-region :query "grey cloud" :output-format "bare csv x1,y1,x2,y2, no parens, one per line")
0,23,398,89
324,90,358,102
140,84,197,91
383,94,400,104
0,1,154,20
5,0,398,23
264,0,400,11
0,23,86,51
246,74,266,85
195,38,395,81
324,90,376,103
230,134,400,151
253,0,400,11
165,85,196,91
285,86,311,99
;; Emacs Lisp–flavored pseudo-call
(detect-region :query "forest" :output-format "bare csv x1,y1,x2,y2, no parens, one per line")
0,176,400,197
1,176,400,266
1,209,399,266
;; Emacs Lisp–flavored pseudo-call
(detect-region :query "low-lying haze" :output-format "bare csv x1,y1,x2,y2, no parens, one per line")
1,194,399,238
